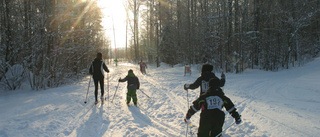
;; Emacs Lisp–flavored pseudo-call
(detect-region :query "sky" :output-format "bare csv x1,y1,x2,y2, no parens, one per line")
1,57,320,136
98,0,128,49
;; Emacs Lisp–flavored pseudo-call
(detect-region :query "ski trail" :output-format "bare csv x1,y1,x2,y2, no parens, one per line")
57,67,121,137
58,103,96,136
58,102,110,137
98,63,182,136
104,92,178,136
107,86,179,136
2,59,320,137
128,66,194,135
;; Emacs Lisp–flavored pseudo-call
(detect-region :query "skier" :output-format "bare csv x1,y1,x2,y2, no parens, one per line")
139,60,147,74
184,78,242,137
89,52,110,104
119,69,140,106
184,64,225,96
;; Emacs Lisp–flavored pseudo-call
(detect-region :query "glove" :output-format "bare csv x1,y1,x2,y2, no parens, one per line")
184,118,190,124
231,110,241,124
235,115,241,124
184,84,190,90
221,72,225,79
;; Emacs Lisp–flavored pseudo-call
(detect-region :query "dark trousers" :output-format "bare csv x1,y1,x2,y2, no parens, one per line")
198,113,225,137
93,77,104,101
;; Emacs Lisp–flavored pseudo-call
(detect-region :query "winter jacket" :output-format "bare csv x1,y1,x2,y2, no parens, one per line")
119,72,140,90
139,62,147,69
186,87,240,125
89,58,109,79
188,71,225,95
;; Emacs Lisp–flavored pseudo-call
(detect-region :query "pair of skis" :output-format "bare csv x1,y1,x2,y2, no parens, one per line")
111,80,152,103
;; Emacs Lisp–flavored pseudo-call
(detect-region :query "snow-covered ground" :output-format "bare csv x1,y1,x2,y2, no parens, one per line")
1,58,320,137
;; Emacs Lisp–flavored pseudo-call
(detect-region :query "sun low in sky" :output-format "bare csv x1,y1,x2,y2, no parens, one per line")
97,0,127,49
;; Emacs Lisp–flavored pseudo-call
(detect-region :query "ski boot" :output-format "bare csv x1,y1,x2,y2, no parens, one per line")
101,96,104,103
134,102,138,107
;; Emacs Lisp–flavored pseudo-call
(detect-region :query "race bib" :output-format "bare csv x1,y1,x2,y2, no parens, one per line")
201,81,209,93
206,96,223,110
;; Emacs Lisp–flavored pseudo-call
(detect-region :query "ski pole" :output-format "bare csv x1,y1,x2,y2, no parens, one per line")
186,89,189,108
105,73,110,101
138,89,151,99
215,122,235,137
84,76,92,104
111,80,120,103
221,72,225,91
186,89,189,137
108,74,110,101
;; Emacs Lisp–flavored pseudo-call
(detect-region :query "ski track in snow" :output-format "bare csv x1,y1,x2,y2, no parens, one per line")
1,58,320,137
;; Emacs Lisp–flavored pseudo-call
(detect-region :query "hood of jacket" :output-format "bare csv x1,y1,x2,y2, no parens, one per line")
207,87,224,96
201,71,217,81
128,71,135,77
93,58,102,62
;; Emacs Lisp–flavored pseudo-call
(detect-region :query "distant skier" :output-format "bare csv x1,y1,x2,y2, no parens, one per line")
89,52,110,104
139,60,147,74
119,69,140,106
184,64,225,96
184,78,242,137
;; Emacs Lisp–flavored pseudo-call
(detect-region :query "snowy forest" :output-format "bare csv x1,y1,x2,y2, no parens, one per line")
1,0,320,90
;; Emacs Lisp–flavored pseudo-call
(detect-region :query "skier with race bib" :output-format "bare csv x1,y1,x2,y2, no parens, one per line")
184,78,242,137
89,52,110,104
119,69,140,106
184,64,225,96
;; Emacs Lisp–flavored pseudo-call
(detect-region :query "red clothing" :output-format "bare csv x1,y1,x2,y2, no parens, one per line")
140,62,147,71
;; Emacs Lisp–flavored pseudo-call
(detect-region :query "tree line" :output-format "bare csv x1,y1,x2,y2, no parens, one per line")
0,0,108,90
125,0,320,72
1,0,320,90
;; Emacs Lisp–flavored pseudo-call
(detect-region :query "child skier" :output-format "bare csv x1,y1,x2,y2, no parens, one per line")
119,69,140,106
184,78,242,137
89,52,110,104
139,60,147,74
184,64,225,96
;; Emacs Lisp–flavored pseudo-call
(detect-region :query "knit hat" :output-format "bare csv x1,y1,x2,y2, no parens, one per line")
128,69,133,74
201,64,213,73
97,52,102,59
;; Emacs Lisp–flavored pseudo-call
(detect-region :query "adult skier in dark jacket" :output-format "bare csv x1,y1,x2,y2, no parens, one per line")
89,52,110,104
119,69,140,106
184,64,225,96
184,78,241,137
